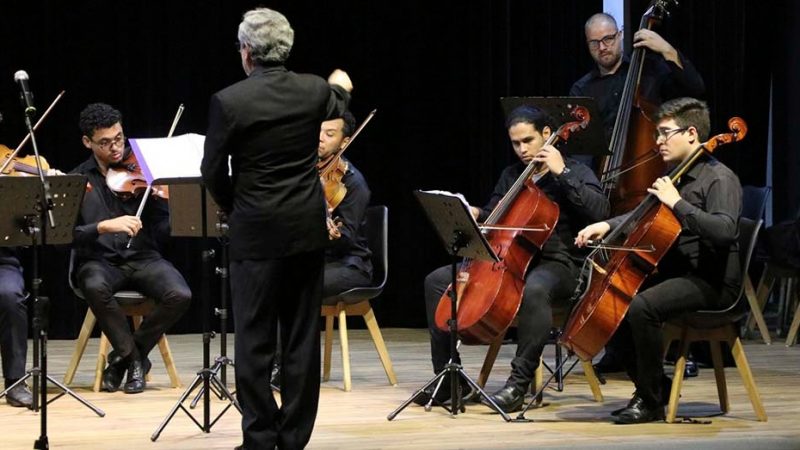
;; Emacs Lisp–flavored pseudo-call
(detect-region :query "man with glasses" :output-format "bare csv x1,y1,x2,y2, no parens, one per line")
570,13,705,144
575,97,742,423
70,102,191,394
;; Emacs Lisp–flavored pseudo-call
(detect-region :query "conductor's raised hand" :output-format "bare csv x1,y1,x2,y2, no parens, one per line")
98,215,143,237
328,69,353,92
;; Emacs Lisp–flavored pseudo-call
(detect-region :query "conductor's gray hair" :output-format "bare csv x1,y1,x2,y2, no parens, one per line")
238,8,294,65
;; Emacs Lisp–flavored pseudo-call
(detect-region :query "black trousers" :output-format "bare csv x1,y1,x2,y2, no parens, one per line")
321,261,372,302
0,263,27,380
424,259,579,391
231,249,324,450
76,258,191,361
611,275,738,408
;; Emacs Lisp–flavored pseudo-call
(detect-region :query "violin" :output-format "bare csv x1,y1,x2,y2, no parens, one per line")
560,117,747,361
318,109,376,239
0,90,65,177
0,144,51,176
106,149,169,200
433,106,591,344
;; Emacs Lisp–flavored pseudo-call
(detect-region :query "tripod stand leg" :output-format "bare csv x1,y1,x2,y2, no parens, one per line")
387,371,453,420
455,368,512,421
513,354,574,422
151,373,206,441
43,375,105,417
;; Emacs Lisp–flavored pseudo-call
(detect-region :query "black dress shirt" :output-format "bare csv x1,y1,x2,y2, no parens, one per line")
570,52,705,144
477,158,610,267
327,159,372,276
202,64,350,260
71,154,170,264
606,155,742,292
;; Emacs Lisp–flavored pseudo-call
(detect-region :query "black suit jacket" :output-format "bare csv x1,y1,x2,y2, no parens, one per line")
202,64,350,260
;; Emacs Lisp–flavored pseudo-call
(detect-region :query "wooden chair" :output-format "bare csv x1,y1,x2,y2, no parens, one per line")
321,205,397,391
476,309,604,403
662,217,767,423
62,253,181,391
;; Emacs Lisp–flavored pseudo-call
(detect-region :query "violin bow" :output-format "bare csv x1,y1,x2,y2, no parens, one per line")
0,90,65,173
126,104,185,248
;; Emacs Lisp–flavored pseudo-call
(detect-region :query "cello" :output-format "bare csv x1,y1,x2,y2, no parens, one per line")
433,106,591,345
561,117,747,361
601,0,677,214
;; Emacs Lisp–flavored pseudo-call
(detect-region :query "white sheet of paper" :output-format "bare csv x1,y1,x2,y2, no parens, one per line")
129,133,205,184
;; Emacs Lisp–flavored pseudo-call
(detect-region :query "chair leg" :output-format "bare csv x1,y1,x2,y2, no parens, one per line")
709,340,729,413
323,314,334,382
93,333,110,392
729,336,768,421
337,306,351,392
747,266,776,335
785,287,800,347
156,334,182,388
63,309,97,385
478,334,503,388
744,273,772,344
362,305,397,386
666,329,691,423
581,359,604,402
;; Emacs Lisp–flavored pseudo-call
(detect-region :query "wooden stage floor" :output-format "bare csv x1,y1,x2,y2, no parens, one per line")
1,329,799,449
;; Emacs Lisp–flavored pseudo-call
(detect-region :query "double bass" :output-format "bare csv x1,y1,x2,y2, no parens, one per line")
601,0,677,214
433,106,591,345
560,117,747,361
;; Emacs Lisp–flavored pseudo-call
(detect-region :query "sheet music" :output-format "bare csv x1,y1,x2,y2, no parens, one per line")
418,189,482,230
129,133,205,184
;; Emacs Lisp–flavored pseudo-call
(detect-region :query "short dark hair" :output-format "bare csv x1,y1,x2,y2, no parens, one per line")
79,103,122,138
341,111,357,138
505,105,555,133
655,97,710,141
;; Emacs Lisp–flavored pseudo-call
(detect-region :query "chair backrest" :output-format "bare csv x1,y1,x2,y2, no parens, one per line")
741,185,770,221
365,205,388,290
700,217,762,315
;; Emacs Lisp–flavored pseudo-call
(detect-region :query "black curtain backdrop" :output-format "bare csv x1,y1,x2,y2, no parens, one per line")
0,1,795,339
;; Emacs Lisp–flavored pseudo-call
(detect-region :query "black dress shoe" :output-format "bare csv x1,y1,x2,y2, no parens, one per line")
684,359,699,378
615,401,665,424
270,364,281,390
124,359,146,394
483,384,525,413
102,351,127,392
4,380,33,408
611,393,644,416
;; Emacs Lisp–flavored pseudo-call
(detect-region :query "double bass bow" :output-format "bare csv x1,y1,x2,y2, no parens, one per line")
601,0,677,214
433,106,591,345
561,117,748,361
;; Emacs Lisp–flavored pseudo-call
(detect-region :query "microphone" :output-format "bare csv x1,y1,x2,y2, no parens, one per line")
14,70,36,116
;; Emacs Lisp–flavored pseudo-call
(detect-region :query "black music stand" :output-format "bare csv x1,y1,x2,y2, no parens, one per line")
0,175,105,449
151,178,240,441
500,96,609,156
388,190,512,421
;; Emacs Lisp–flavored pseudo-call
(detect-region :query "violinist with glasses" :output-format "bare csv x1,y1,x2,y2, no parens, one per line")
70,103,191,394
415,106,610,413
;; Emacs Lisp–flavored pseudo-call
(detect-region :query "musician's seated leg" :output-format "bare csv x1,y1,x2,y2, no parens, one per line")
615,275,735,424
321,261,372,299
484,260,578,413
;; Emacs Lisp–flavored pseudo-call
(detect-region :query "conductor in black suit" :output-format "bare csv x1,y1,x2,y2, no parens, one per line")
201,7,352,450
